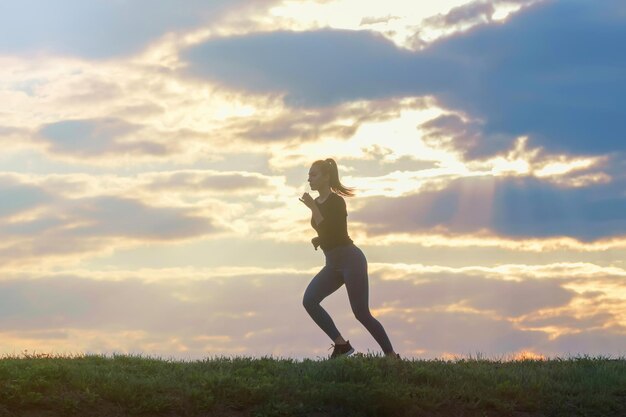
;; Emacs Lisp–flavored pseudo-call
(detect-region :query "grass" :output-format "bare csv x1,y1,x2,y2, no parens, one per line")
0,351,625,417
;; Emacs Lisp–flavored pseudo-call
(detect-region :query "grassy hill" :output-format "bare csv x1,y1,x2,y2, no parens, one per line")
0,352,625,417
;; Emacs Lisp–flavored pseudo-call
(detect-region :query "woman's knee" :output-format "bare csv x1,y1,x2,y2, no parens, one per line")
302,293,319,310
353,307,373,323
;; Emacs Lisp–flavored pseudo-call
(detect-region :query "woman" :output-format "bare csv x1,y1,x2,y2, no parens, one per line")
299,158,399,359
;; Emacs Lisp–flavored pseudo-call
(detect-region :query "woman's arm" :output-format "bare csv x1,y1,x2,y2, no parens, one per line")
310,204,324,225
299,192,325,225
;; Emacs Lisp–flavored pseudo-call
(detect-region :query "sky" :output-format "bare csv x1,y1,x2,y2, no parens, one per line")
1,0,625,361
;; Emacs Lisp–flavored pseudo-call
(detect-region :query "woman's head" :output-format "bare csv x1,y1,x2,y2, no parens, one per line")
308,158,355,197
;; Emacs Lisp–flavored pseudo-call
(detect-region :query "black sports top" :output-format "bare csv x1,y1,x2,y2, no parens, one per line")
311,192,353,252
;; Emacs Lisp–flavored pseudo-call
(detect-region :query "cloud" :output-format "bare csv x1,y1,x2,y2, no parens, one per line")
182,29,426,107
522,312,615,331
226,99,412,143
60,196,216,240
1,264,624,359
0,176,52,219
419,0,626,159
4,52,436,168
0,0,277,58
430,0,497,25
182,0,626,158
0,126,33,152
359,15,402,26
410,0,541,47
5,61,427,166
547,328,626,357
0,272,315,358
401,310,549,356
36,118,171,157
143,171,274,193
417,0,497,40
381,274,575,317
352,175,626,241
421,112,512,157
0,126,27,138
0,175,220,266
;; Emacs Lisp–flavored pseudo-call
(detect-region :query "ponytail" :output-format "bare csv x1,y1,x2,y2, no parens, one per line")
313,158,355,197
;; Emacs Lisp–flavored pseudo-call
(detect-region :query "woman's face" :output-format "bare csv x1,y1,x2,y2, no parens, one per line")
308,164,328,191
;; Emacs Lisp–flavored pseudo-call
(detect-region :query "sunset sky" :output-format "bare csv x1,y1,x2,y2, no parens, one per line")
1,0,625,361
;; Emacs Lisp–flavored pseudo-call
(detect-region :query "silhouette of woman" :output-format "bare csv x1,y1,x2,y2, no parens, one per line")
299,158,399,359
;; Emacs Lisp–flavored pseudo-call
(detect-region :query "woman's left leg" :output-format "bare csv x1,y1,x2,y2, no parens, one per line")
342,246,395,354
303,266,345,341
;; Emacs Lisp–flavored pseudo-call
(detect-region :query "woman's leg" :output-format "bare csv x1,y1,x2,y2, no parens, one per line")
343,247,395,354
302,266,345,341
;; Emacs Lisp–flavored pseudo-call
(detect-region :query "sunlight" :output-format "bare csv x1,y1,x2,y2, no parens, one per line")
509,350,546,361
268,0,543,49
465,136,610,187
269,99,467,190
268,0,475,49
358,230,626,252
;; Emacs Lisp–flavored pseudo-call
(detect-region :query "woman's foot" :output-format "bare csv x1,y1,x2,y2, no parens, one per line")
329,340,355,358
385,352,401,360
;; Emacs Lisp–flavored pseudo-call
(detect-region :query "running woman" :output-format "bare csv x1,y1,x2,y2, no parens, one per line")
299,158,399,359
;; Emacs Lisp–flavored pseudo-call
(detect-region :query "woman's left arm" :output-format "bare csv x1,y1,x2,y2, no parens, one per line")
299,192,324,224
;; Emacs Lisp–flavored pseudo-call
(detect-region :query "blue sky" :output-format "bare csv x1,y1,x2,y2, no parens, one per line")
1,0,625,361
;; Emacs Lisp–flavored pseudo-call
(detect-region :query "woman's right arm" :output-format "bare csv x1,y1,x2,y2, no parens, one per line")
300,192,325,224
311,204,324,225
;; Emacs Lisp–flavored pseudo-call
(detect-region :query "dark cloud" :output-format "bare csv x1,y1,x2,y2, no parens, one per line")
0,0,276,58
421,113,512,157
405,310,549,355
600,154,626,183
229,98,413,143
420,0,626,158
546,328,626,357
182,29,428,107
353,175,626,241
377,274,575,317
183,0,626,157
62,195,216,240
0,178,220,265
229,108,358,143
422,0,496,28
343,154,437,180
145,171,271,193
37,118,171,157
359,15,402,26
522,312,616,331
0,176,52,219
411,0,540,48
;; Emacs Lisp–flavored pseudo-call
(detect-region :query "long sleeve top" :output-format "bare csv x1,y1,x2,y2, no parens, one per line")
311,192,353,252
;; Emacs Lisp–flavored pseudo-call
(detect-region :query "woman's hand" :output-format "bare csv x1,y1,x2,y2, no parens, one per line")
300,192,324,225
311,236,321,250
299,192,315,209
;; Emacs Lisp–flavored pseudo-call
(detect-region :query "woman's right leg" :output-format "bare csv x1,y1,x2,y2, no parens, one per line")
302,266,344,341
343,247,395,354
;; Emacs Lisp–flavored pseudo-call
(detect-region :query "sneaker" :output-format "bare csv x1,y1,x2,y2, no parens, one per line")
329,340,355,358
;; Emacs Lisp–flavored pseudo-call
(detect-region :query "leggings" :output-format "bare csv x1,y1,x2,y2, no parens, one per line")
302,243,394,354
